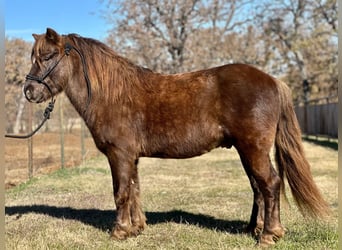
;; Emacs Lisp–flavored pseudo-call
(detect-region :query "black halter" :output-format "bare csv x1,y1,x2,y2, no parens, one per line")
25,44,71,100
25,43,92,109
5,43,92,139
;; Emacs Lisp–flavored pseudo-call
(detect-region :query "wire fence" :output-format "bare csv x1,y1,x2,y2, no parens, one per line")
5,97,99,188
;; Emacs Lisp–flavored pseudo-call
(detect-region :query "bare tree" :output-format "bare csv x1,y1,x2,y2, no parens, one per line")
257,0,337,102
103,0,254,73
5,38,32,133
104,0,200,73
309,0,337,32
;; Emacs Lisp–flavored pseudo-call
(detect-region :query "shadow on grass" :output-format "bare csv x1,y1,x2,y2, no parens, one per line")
303,137,338,151
5,205,248,234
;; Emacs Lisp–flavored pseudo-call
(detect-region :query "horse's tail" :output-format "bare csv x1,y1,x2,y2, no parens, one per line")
274,79,330,218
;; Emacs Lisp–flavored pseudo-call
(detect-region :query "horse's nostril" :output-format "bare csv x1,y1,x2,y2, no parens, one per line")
24,85,33,100
25,89,32,99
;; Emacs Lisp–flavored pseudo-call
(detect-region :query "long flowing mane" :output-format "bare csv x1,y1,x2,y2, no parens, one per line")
65,34,150,103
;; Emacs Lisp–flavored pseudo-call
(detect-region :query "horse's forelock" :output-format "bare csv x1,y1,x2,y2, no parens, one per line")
32,33,60,58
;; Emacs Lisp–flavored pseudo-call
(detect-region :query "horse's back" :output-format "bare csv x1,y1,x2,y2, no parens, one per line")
139,64,281,158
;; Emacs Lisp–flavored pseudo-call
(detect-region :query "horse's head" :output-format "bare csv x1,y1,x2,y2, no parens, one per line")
24,28,69,103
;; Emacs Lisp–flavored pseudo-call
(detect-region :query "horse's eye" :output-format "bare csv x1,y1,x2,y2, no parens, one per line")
43,54,54,61
43,52,57,61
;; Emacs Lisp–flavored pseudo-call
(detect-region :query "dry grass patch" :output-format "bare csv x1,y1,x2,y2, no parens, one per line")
5,141,337,249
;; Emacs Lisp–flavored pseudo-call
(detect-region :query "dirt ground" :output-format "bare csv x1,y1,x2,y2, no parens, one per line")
5,132,99,188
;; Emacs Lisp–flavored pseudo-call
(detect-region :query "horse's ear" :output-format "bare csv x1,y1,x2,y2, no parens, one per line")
46,28,60,44
32,34,40,41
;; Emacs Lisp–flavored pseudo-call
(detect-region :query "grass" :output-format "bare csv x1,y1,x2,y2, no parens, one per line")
5,142,338,249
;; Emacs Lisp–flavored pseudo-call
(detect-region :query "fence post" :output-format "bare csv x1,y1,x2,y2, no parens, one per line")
303,79,309,136
81,120,86,163
28,103,33,179
326,97,330,142
59,98,65,169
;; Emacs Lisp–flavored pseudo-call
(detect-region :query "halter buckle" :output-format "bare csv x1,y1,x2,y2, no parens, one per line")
64,43,73,56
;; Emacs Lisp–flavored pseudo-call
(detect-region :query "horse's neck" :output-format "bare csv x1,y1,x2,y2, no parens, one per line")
64,72,91,117
65,89,87,115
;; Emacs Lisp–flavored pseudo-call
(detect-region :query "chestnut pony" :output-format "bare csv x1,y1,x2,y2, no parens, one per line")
23,28,329,246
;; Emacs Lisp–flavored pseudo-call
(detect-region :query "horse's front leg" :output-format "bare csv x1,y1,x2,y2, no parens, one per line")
130,159,147,236
106,148,144,239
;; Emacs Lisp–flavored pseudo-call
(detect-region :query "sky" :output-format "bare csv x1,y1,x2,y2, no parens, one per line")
5,0,110,42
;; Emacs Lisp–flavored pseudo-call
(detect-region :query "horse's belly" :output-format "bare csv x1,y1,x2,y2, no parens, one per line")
148,140,218,159
142,124,228,159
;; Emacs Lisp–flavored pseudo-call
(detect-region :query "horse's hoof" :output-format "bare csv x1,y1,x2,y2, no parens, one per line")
244,224,264,238
130,222,147,237
111,226,130,240
258,234,276,248
257,227,285,248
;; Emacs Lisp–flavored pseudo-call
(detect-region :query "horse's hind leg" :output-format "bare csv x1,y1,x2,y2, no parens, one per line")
236,144,285,246
241,162,265,237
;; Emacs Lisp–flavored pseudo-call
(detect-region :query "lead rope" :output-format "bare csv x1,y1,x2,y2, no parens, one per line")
5,99,55,139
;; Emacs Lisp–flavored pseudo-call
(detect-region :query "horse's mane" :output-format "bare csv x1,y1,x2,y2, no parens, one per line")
65,34,150,103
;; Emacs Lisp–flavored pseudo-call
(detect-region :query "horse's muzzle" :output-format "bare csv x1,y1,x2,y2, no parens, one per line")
23,83,45,103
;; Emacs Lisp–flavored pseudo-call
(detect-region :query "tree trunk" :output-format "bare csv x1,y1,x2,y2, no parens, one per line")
13,94,26,134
